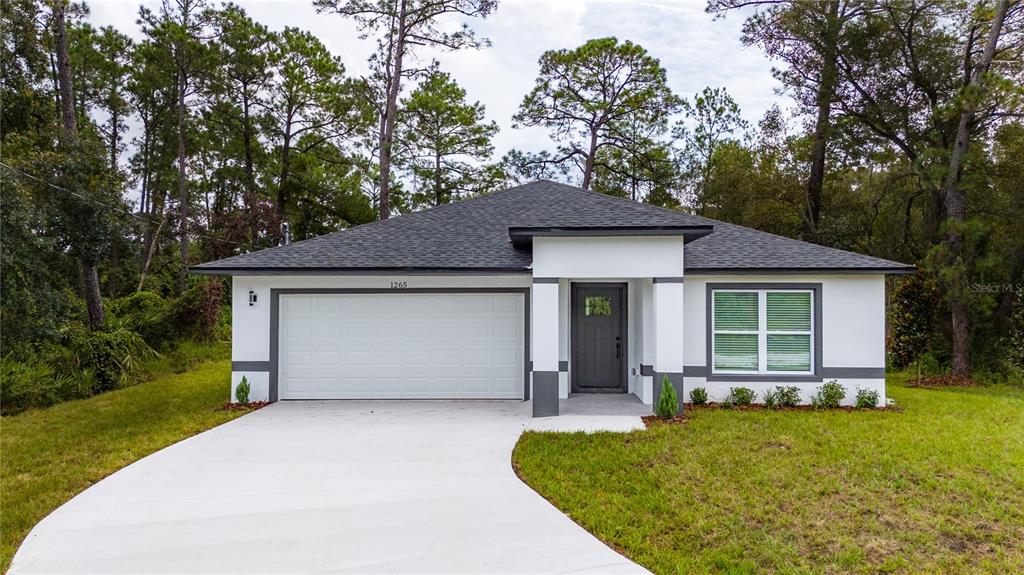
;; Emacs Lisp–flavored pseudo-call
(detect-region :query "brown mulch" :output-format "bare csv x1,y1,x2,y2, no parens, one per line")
220,401,272,412
642,415,687,427
906,374,981,388
679,402,895,412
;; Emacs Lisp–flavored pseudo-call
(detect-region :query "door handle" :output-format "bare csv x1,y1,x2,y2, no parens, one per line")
615,337,621,359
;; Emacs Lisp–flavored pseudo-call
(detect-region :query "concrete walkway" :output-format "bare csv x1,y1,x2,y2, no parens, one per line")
10,401,648,574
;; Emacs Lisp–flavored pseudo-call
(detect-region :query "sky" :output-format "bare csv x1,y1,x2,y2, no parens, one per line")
87,0,787,162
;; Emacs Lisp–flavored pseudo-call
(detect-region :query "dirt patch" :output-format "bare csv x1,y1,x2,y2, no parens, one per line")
642,415,687,427
906,374,981,388
219,401,271,412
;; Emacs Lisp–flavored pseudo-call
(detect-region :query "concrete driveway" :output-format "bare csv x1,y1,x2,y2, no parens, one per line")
10,401,648,574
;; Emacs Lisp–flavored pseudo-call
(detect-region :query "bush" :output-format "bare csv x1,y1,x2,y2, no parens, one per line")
855,388,880,409
655,375,679,419
776,386,801,407
762,388,780,409
725,386,755,407
235,376,251,404
812,380,846,409
62,325,156,392
889,271,943,369
690,387,708,405
0,357,79,414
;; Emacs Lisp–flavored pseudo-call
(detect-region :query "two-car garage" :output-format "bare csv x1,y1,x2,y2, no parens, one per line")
276,291,526,400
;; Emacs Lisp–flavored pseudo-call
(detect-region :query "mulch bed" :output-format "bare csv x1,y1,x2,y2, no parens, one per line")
642,415,687,427
906,374,981,388
219,401,272,412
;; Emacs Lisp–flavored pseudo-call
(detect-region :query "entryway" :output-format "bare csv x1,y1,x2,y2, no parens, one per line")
571,283,627,393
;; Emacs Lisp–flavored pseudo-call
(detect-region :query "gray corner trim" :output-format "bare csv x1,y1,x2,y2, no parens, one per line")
532,277,560,284
532,371,560,417
232,361,271,372
269,287,531,403
640,364,654,377
706,282,823,382
821,367,886,378
528,361,533,371
683,365,707,377
558,360,569,372
652,277,684,284
652,371,684,413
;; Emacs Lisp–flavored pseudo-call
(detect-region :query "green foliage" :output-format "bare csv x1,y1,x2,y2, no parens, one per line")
776,385,801,408
762,387,780,409
724,386,756,407
812,380,846,410
854,388,880,409
235,375,251,404
61,324,156,392
888,272,944,370
0,358,78,415
1008,289,1024,371
655,375,679,419
689,387,708,405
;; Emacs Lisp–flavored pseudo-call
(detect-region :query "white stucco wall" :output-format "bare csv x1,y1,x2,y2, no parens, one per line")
681,274,887,406
532,236,684,278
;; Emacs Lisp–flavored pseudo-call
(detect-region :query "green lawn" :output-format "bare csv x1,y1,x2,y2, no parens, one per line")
0,359,244,571
514,376,1024,574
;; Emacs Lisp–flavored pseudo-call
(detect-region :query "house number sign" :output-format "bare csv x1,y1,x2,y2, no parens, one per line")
389,281,408,289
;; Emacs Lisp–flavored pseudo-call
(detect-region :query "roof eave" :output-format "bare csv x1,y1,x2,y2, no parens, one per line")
686,266,916,276
508,225,714,247
189,266,533,276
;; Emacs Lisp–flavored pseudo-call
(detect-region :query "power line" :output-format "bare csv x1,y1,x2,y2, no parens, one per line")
0,160,256,250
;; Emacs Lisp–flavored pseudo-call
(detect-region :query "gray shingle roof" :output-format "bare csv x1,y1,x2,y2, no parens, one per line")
192,180,913,274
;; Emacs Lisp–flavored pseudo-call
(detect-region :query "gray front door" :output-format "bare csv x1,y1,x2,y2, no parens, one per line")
571,283,626,392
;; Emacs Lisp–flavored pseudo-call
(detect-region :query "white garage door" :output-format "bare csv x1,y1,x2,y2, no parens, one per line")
278,292,524,399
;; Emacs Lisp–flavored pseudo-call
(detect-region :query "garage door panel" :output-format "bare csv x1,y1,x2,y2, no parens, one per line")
279,293,524,399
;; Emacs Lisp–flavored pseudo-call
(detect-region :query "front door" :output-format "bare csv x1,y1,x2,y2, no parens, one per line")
571,283,626,392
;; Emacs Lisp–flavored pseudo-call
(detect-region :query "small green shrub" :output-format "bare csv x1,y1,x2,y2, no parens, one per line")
725,386,756,407
690,387,708,405
776,386,801,407
655,375,679,419
762,388,780,409
812,380,846,409
62,325,156,392
235,376,251,404
0,358,79,414
855,388,880,409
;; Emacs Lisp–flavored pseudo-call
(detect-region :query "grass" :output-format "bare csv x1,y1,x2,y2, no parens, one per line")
513,375,1024,574
0,358,245,571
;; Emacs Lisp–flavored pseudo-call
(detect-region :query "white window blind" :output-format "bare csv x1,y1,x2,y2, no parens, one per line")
712,289,814,375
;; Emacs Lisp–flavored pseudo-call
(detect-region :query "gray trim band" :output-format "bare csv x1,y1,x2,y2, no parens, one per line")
652,277,684,283
683,365,707,377
532,371,560,417
532,277,559,284
269,287,530,403
558,360,569,372
232,361,271,372
640,364,654,376
680,366,885,381
821,367,886,378
706,282,823,382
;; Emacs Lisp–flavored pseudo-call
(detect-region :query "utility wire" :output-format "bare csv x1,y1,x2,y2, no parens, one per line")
0,160,255,250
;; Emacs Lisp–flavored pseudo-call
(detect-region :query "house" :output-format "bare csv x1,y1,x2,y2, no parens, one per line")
192,180,913,416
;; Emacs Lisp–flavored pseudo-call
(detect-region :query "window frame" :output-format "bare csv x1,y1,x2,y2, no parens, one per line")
711,287,816,376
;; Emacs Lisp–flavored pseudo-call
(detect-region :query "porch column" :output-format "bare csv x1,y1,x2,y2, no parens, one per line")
652,277,685,411
531,277,560,417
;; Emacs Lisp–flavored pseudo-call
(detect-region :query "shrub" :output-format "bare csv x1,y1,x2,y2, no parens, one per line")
235,376,251,404
62,325,156,392
0,357,78,414
889,271,943,369
762,388,780,409
690,387,708,405
655,375,679,419
725,386,755,407
855,388,880,409
812,380,846,409
776,386,801,407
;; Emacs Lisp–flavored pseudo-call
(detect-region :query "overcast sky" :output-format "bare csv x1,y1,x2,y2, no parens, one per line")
87,0,786,161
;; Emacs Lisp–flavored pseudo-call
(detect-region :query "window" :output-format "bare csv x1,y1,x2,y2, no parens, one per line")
584,296,612,316
712,289,813,374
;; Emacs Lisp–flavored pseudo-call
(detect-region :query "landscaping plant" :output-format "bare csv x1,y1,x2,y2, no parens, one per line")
762,387,780,409
812,380,846,409
655,375,679,419
689,387,708,405
725,386,756,407
235,376,251,404
776,385,801,407
855,388,880,409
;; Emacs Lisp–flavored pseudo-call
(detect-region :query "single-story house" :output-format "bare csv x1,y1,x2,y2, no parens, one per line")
193,180,913,416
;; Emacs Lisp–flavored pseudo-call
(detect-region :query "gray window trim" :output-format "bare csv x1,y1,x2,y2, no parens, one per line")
705,282,823,382
269,287,530,402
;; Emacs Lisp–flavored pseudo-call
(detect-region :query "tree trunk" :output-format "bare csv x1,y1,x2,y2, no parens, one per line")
582,128,599,190
109,106,119,171
137,214,164,292
434,151,442,206
83,263,104,329
939,0,1008,377
276,125,292,227
176,65,189,293
378,0,408,220
53,1,77,140
242,95,258,244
